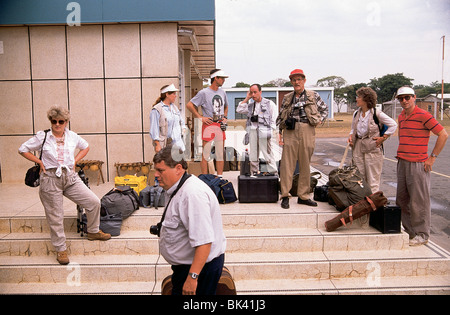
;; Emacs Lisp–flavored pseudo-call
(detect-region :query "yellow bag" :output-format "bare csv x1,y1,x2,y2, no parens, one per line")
115,175,147,194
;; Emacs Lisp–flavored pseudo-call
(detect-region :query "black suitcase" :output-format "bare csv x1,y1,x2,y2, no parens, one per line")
238,175,279,203
369,205,401,234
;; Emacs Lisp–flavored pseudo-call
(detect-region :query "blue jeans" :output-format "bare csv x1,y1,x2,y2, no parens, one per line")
171,253,225,295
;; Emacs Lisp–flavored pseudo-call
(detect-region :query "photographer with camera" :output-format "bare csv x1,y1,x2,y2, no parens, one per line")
186,69,229,175
276,69,329,209
237,84,278,175
151,145,226,295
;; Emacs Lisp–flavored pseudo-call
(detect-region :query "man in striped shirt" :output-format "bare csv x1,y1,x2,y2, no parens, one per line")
395,86,448,246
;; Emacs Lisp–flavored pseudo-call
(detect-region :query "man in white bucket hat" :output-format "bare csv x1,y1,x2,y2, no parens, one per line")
186,69,229,175
395,86,448,246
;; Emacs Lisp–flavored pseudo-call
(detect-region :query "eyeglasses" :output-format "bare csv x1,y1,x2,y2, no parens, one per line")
397,95,413,102
51,120,66,125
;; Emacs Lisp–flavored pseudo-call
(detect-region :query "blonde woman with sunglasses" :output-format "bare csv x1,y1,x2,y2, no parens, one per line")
19,105,111,265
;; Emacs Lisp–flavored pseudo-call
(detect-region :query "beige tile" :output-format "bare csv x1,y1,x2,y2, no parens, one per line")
29,26,67,80
0,136,38,184
103,24,140,78
0,27,30,80
0,81,32,134
105,79,141,133
141,23,179,77
107,134,144,180
68,79,105,133
32,80,68,132
67,25,103,79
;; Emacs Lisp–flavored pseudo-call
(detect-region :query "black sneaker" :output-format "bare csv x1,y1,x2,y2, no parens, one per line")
281,197,290,209
297,198,318,207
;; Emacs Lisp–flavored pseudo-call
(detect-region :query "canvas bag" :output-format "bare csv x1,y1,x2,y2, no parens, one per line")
140,184,165,209
101,185,139,219
328,144,372,211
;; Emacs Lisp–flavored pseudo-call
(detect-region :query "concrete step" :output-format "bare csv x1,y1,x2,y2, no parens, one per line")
1,243,448,294
0,226,410,257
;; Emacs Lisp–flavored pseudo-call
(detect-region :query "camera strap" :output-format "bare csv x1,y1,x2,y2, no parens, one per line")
158,171,192,226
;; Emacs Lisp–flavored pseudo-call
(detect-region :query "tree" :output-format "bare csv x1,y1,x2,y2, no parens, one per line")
368,73,414,103
316,76,348,112
234,82,250,88
263,78,289,87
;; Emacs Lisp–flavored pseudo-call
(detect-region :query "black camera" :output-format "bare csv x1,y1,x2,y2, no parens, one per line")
250,115,259,123
150,223,161,237
220,121,227,131
285,117,297,130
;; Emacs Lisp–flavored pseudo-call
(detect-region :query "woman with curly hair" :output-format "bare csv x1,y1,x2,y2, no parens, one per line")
348,87,397,192
19,105,111,265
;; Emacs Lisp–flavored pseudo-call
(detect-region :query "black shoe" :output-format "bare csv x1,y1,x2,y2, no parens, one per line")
281,197,290,209
297,198,318,207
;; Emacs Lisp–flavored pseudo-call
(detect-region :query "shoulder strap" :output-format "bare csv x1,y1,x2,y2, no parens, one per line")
158,172,192,227
38,129,50,160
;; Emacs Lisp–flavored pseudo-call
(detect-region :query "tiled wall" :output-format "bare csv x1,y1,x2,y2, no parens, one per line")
0,23,181,183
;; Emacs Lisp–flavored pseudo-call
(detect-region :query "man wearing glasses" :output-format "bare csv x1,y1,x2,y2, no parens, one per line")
395,86,448,246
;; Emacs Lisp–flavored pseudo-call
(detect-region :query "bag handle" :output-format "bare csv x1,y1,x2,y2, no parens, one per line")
339,143,350,169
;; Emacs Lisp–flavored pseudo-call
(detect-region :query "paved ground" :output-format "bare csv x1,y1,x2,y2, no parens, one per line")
311,137,450,252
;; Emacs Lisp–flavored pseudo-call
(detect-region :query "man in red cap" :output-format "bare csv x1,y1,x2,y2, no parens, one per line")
276,69,329,209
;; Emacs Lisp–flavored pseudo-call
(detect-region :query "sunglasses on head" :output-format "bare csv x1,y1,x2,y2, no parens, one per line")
397,95,413,101
51,119,66,125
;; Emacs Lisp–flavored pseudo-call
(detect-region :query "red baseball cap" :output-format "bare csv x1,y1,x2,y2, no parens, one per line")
289,69,306,79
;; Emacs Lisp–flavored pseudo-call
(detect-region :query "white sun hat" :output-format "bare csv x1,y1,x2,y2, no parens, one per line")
396,86,415,96
210,69,229,79
161,84,179,94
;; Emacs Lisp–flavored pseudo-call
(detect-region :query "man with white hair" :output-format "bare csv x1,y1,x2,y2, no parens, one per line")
186,69,229,175
395,86,448,246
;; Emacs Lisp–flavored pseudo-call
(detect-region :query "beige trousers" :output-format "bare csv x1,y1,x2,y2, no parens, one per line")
39,169,101,252
352,138,384,193
280,123,315,200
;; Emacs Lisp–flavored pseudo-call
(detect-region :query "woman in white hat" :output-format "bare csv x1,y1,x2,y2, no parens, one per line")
150,84,186,152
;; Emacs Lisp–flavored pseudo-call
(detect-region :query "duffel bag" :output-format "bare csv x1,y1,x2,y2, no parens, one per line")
81,210,123,236
328,144,372,211
198,174,237,204
101,185,139,219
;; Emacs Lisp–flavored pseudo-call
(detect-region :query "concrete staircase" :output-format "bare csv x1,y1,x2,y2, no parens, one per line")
1,172,449,295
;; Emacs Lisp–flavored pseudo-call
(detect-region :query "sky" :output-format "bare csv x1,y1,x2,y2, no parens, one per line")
215,0,450,88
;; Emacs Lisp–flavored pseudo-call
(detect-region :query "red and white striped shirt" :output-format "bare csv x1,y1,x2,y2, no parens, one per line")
397,106,444,162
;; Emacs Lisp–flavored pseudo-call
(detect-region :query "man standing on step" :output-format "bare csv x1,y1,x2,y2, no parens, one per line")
395,86,448,246
186,69,229,175
237,84,278,175
152,145,226,295
277,69,328,209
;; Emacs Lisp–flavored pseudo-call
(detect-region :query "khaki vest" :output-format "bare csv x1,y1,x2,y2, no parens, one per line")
277,90,322,130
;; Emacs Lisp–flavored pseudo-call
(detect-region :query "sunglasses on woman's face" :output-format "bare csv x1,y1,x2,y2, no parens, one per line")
51,120,66,125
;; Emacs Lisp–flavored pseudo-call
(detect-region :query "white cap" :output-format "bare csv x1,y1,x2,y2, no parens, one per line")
396,86,415,96
161,84,179,94
210,69,229,79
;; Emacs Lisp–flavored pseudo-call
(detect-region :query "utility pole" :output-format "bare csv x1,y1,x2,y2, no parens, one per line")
441,35,445,121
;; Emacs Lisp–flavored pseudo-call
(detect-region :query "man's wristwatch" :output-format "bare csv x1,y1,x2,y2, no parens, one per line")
431,153,438,158
188,272,199,280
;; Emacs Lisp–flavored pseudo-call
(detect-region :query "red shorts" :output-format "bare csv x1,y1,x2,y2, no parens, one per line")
202,122,226,142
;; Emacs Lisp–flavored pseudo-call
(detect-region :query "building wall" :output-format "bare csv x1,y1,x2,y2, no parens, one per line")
0,23,180,183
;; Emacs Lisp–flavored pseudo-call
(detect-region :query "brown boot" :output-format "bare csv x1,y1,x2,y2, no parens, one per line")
57,250,70,265
87,230,111,241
